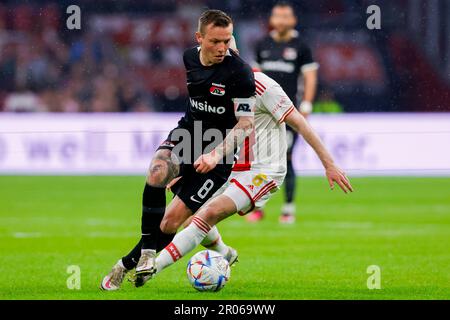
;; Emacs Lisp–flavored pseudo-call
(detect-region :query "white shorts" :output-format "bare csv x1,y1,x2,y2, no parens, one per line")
212,170,285,216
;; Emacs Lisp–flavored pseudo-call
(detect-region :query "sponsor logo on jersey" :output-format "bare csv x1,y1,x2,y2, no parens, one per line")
210,86,225,96
260,60,295,73
189,98,226,114
270,97,288,115
260,50,270,58
283,47,298,60
236,103,251,112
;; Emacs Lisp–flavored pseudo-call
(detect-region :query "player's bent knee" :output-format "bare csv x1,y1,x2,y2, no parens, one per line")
160,217,181,234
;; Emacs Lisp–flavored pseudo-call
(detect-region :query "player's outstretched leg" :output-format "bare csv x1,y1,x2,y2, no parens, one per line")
135,195,237,287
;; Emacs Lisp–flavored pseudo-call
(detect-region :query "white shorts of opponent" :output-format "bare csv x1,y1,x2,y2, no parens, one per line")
212,170,285,216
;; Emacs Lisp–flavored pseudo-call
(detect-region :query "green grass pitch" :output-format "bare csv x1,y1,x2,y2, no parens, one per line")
0,176,449,300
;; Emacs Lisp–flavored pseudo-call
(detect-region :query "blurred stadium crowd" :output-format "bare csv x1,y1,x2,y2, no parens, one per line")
0,0,449,113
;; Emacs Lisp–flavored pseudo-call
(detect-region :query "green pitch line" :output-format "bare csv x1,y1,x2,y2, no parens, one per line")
0,176,449,300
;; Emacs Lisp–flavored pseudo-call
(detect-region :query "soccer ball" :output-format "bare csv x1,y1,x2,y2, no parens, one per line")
186,250,231,292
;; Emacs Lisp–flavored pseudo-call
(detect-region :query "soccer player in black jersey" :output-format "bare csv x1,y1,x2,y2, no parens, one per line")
249,2,319,224
100,10,256,290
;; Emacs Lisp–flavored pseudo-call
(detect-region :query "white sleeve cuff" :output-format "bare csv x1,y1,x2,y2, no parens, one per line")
301,62,319,74
299,101,313,113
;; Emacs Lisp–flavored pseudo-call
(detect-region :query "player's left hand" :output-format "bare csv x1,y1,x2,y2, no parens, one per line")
299,101,313,114
325,164,354,193
194,151,220,174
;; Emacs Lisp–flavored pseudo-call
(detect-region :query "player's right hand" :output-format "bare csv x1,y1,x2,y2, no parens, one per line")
325,164,353,194
194,152,220,174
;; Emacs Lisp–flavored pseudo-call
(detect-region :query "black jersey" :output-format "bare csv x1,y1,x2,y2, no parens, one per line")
179,47,255,136
255,30,316,106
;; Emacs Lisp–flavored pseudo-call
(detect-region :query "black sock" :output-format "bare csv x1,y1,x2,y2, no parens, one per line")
157,230,176,252
121,229,175,270
285,158,296,203
121,239,143,270
141,183,166,250
122,184,172,269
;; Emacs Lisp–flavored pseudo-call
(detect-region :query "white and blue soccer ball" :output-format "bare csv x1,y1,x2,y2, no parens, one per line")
186,250,231,292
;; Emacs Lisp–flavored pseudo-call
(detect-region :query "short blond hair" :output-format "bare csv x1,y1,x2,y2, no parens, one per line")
198,10,233,34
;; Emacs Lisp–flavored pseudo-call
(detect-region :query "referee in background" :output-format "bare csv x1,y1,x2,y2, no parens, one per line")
249,1,319,223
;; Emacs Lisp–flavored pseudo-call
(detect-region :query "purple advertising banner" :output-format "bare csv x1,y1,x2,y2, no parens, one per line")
0,113,449,176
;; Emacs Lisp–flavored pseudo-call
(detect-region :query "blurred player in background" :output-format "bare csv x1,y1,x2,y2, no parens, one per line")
250,1,319,224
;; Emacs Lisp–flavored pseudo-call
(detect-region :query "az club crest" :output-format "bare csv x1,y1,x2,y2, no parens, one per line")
210,86,225,96
283,47,297,60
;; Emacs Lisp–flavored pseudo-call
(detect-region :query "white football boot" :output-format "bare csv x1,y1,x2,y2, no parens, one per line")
134,249,157,287
224,246,239,266
279,203,296,224
100,259,129,291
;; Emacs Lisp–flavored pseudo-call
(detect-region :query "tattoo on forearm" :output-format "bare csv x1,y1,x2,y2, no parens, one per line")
216,119,253,158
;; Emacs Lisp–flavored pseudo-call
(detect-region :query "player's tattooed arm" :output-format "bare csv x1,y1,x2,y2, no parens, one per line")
194,96,256,174
214,115,254,160
211,95,257,160
194,116,254,174
147,149,180,187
